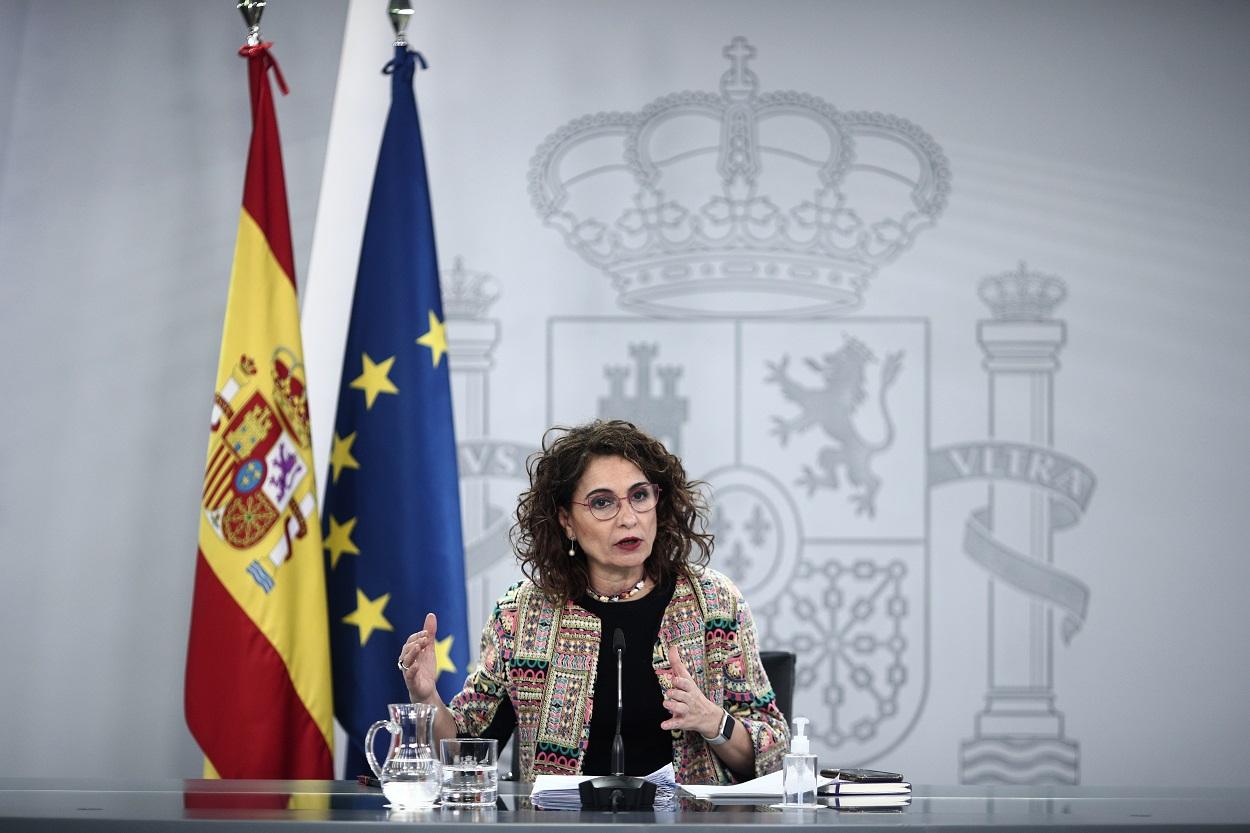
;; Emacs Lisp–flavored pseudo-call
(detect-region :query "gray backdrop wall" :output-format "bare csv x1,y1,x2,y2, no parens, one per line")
1,0,1248,786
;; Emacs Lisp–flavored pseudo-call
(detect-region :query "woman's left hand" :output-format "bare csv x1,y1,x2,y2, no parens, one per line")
660,645,723,738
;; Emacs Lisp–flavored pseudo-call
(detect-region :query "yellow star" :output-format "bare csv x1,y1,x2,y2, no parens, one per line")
329,431,361,483
350,353,398,409
433,633,457,677
324,515,360,569
415,310,448,368
342,589,393,646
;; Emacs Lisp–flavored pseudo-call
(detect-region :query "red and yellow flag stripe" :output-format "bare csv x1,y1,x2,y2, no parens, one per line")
185,44,333,780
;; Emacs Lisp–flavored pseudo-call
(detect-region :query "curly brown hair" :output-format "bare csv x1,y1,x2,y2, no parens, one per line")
511,420,713,601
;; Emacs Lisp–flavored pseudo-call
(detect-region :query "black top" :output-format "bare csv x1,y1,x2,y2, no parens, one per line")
474,578,677,776
579,577,676,776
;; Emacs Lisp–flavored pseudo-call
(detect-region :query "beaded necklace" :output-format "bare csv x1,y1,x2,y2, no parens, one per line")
586,577,647,603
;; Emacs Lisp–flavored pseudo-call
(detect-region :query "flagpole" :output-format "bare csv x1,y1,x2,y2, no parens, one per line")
389,1,414,47
237,0,266,47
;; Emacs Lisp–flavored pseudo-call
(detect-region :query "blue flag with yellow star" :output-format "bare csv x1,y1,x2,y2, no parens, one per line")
323,46,470,779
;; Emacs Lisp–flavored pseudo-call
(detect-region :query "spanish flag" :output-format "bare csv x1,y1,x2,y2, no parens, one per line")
185,42,333,779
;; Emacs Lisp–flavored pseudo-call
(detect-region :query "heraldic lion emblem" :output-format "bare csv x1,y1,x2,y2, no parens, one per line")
766,336,903,517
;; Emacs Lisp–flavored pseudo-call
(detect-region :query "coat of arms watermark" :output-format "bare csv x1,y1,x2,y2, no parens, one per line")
445,37,1097,783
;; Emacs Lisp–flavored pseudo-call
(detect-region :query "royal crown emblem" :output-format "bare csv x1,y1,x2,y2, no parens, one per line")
977,261,1067,321
529,37,951,318
270,346,312,448
443,256,500,319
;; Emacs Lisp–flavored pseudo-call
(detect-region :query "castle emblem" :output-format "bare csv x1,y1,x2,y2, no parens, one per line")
599,343,689,455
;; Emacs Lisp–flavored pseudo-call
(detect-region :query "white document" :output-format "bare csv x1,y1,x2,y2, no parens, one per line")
530,773,595,793
679,769,834,799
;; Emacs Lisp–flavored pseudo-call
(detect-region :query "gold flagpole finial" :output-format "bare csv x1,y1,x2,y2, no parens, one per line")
238,0,267,47
389,1,414,47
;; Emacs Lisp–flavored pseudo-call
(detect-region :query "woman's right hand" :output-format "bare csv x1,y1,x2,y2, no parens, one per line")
398,612,440,703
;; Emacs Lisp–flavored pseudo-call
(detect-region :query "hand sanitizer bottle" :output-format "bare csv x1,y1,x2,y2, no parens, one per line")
781,716,818,807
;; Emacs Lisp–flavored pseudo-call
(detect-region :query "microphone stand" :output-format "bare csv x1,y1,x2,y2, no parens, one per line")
579,628,656,811
612,627,626,777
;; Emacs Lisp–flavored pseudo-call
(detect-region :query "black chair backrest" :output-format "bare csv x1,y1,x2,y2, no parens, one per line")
759,650,796,726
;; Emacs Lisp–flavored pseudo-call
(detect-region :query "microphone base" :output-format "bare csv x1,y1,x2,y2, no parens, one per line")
578,775,656,811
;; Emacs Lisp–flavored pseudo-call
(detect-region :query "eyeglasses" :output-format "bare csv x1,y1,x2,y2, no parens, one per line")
570,483,661,521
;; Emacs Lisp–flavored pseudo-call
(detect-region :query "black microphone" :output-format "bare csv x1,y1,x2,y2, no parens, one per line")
578,625,656,811
611,628,626,776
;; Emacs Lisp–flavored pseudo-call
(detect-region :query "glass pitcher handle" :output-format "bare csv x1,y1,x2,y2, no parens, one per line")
364,719,398,778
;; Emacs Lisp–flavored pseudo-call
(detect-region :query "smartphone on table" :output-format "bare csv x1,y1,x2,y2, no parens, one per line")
819,768,903,783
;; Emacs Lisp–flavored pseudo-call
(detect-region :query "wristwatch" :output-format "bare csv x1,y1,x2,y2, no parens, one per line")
702,710,736,746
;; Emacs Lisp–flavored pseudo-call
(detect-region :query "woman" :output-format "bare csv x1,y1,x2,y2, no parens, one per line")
399,420,788,784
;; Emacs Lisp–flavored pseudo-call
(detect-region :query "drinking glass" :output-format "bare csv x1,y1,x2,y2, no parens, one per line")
439,737,498,806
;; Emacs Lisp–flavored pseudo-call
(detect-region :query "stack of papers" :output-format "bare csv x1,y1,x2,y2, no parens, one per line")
530,764,677,810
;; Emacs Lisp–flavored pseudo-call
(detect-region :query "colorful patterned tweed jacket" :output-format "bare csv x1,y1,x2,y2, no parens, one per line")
448,567,789,784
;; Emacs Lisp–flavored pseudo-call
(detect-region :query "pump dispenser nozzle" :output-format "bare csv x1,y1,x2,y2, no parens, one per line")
790,717,810,754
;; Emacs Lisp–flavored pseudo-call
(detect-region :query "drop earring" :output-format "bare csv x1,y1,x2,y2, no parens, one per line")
568,536,576,557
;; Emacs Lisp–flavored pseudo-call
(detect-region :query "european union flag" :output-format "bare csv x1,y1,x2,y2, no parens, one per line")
323,46,469,779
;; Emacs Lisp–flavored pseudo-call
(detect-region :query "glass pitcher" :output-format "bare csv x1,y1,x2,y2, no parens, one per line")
365,702,442,808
